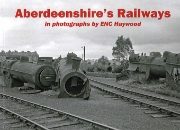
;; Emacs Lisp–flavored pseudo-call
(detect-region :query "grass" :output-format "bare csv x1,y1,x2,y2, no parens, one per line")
123,78,180,99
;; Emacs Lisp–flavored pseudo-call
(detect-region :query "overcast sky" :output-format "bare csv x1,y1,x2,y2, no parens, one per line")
0,0,180,59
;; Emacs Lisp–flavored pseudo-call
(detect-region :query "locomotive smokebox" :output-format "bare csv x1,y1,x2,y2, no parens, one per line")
56,53,91,99
59,70,89,98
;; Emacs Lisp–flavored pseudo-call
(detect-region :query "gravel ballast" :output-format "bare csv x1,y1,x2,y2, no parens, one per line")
0,78,180,130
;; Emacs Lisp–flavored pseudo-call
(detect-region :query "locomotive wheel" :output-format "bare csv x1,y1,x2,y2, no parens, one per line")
3,73,13,88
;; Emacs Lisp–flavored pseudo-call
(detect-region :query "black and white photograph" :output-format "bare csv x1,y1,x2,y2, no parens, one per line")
0,0,180,130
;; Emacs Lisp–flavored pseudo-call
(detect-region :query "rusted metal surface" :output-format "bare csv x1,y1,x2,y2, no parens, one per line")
56,53,91,99
128,51,180,91
129,54,166,80
1,60,56,90
37,57,53,65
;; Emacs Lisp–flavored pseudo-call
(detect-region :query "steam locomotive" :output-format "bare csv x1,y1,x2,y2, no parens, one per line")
55,53,90,99
0,53,91,99
128,51,180,90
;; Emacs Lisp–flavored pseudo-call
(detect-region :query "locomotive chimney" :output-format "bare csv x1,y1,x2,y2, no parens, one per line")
72,57,81,70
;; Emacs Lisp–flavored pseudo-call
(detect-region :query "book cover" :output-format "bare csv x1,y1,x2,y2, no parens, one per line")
0,1,179,130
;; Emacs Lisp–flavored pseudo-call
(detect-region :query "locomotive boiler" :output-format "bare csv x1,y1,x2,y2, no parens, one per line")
128,52,166,80
128,51,180,91
55,53,91,100
1,58,56,90
37,57,53,65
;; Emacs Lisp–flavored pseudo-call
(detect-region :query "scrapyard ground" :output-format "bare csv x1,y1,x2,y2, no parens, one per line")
0,76,180,130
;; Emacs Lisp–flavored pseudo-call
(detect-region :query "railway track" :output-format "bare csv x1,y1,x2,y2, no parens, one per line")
0,93,119,130
89,78,180,118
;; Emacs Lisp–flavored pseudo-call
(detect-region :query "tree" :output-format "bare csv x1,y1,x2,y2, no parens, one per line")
112,36,133,61
96,56,110,72
98,56,109,65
